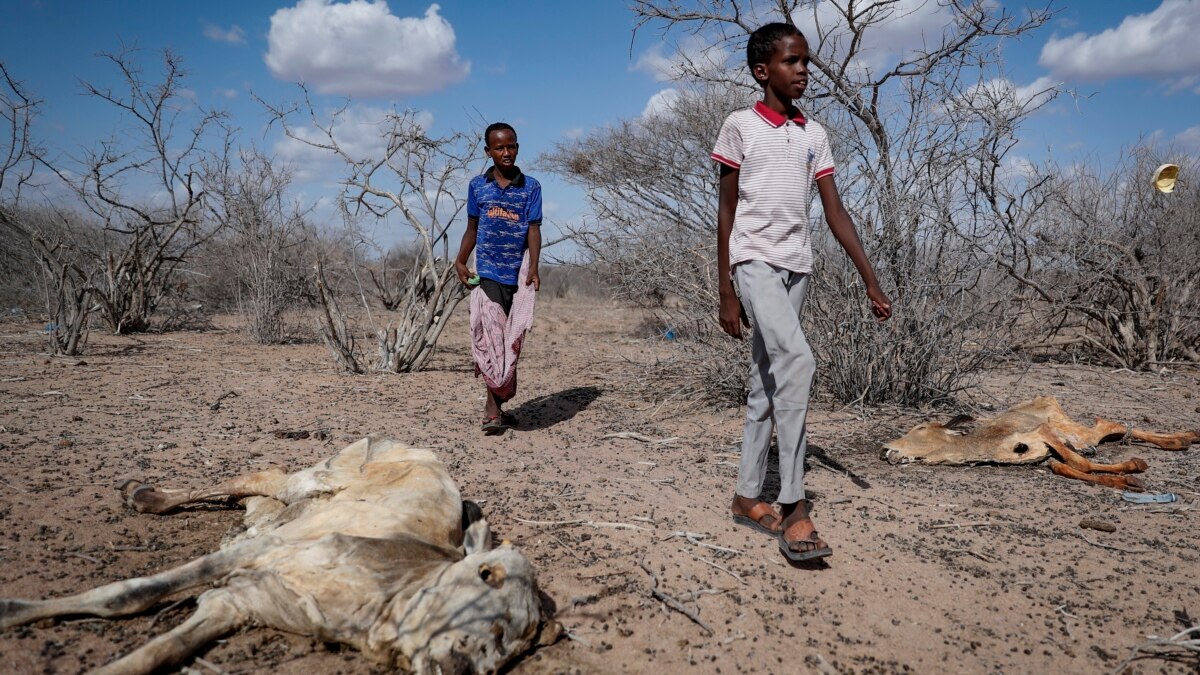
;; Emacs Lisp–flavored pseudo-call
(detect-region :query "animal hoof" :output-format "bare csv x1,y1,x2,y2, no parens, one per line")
1123,475,1146,492
1129,457,1149,473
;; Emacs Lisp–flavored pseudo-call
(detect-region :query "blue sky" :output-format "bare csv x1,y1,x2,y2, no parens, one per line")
2,1,1197,252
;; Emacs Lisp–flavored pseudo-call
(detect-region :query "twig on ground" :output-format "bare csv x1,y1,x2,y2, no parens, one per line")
926,521,1002,530
601,432,679,446
549,533,589,563
946,548,998,563
512,516,649,531
65,551,102,564
685,550,744,584
665,531,743,555
1076,531,1152,554
638,561,713,636
1111,625,1200,674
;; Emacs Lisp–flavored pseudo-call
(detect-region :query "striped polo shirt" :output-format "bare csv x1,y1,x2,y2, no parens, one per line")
711,101,835,274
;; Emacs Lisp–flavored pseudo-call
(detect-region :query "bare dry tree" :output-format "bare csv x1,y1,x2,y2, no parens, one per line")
49,48,228,334
545,1,1056,406
988,145,1200,369
264,94,474,373
0,63,98,355
204,148,312,344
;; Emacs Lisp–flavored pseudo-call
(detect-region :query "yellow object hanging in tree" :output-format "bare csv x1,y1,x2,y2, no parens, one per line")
1153,163,1179,193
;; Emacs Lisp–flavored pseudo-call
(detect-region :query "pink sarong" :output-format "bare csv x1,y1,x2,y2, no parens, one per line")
470,253,536,403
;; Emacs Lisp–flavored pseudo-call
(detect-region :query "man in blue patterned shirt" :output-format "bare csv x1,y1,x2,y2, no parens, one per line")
454,122,542,434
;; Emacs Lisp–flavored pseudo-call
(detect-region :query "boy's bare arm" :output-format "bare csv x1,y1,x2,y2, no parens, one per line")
525,222,541,290
717,165,749,338
454,216,479,286
816,174,892,321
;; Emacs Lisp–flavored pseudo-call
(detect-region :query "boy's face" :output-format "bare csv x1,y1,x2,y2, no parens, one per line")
754,34,810,101
485,129,519,170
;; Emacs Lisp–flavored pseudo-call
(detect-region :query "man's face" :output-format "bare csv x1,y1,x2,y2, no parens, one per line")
754,34,810,101
485,129,518,169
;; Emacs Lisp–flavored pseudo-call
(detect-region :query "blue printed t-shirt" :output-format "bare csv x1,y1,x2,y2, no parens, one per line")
467,166,542,286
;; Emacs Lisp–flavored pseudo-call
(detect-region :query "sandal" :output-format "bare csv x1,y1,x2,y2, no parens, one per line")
481,416,506,436
778,500,832,561
731,501,783,536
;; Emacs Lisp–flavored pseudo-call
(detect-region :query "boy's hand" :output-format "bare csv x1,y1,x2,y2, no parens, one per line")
454,260,473,287
867,285,892,321
526,266,540,291
719,293,750,339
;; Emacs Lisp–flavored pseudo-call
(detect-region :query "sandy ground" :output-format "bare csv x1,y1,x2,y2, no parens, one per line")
1,297,1198,675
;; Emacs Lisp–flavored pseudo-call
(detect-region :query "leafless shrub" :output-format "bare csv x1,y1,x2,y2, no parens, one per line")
0,64,98,354
264,97,472,373
48,48,227,335
204,149,312,344
993,145,1200,368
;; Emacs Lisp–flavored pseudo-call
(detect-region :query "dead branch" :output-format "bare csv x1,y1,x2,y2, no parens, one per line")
638,561,713,636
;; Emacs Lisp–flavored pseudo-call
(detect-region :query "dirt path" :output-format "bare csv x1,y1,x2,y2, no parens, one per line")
1,298,1197,674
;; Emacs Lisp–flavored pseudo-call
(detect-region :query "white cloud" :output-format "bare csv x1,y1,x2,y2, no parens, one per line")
955,76,1059,115
634,35,730,82
563,127,584,140
265,1,469,98
203,22,246,44
216,88,239,99
1039,0,1200,85
274,105,434,182
642,88,681,118
1177,125,1200,152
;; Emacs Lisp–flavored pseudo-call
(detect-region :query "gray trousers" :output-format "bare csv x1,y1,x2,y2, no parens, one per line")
733,260,816,504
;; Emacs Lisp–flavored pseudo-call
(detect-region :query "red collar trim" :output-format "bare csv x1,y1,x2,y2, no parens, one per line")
753,101,807,127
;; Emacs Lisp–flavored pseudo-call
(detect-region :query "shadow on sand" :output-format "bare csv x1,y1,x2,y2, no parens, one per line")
506,386,601,431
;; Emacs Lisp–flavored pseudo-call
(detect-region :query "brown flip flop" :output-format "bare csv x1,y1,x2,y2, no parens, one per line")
482,416,505,436
732,501,782,536
778,500,832,561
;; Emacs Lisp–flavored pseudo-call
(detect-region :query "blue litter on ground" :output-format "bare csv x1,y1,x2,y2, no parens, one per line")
663,326,677,341
43,322,58,333
1120,492,1177,504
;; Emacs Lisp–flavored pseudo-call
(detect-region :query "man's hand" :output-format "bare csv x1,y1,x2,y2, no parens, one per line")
867,285,892,321
719,292,750,339
526,266,540,291
454,260,472,287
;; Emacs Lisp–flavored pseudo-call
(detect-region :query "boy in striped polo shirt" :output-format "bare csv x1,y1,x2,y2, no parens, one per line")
713,23,892,562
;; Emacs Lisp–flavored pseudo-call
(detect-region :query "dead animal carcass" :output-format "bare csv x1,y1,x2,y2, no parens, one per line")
0,436,559,674
883,396,1198,491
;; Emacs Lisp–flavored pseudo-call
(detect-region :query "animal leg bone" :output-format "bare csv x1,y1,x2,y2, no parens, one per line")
1048,460,1145,491
0,537,270,630
93,592,243,675
1127,428,1200,451
1038,428,1148,474
120,468,289,514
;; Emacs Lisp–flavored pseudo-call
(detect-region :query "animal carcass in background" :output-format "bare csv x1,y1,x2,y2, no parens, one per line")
883,397,1198,491
0,436,560,674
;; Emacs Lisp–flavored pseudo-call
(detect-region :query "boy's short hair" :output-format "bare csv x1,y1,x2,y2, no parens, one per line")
747,22,805,73
483,122,516,148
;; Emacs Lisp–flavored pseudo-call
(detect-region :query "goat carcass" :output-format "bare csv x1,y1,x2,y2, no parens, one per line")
0,435,558,674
